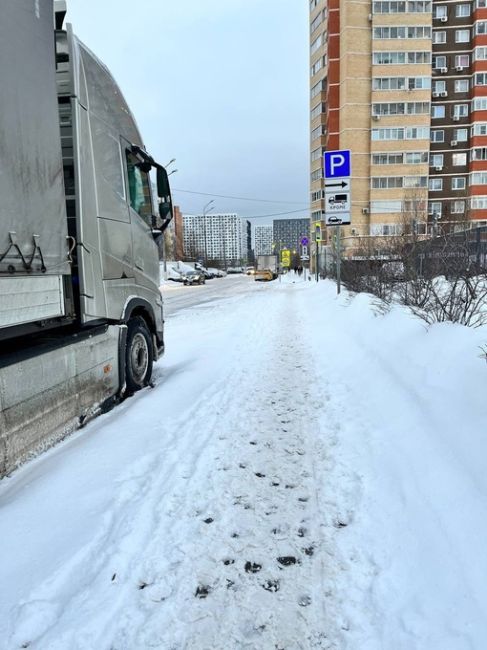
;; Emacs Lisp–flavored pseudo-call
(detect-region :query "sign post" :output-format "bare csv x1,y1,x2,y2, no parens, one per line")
323,150,351,294
314,223,321,282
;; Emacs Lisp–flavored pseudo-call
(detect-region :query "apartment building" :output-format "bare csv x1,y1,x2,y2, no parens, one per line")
183,213,251,265
273,218,310,253
309,0,487,250
254,224,273,255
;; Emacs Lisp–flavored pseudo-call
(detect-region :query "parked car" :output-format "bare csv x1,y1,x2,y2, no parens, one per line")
183,271,206,286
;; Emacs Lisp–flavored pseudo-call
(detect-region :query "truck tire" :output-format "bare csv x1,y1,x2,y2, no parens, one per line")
125,316,153,393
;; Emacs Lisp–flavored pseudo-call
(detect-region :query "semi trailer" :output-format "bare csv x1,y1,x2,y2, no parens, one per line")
0,0,173,477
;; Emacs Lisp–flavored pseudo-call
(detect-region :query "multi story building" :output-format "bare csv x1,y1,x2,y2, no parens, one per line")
183,213,251,266
254,224,273,255
309,0,487,253
273,218,310,253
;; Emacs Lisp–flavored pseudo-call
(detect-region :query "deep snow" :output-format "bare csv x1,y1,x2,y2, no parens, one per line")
1,276,486,649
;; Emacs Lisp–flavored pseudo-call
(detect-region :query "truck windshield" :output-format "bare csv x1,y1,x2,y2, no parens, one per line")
126,151,152,225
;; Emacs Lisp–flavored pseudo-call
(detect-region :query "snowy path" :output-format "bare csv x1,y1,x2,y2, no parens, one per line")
1,278,487,649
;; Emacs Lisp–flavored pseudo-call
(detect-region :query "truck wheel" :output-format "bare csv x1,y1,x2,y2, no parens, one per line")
125,316,153,392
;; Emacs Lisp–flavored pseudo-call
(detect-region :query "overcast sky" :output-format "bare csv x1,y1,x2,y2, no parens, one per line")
66,0,309,225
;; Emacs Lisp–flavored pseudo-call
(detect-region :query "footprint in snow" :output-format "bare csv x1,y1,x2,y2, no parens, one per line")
195,585,211,599
262,579,280,592
277,556,299,567
245,561,262,573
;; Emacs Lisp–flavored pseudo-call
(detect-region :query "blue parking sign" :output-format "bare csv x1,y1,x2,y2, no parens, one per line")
324,150,351,179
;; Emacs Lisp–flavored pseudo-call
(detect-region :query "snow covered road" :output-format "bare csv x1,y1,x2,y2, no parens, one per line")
1,277,487,649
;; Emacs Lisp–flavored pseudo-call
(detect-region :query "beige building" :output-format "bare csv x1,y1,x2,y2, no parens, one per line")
310,1,487,256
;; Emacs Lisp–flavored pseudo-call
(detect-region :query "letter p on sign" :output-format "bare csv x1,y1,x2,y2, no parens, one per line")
324,150,351,179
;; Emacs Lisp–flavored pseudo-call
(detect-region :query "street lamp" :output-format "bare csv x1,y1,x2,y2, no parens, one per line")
203,200,215,267
164,158,176,169
168,169,178,176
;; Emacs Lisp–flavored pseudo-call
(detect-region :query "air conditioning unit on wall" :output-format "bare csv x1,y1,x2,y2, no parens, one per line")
362,207,369,214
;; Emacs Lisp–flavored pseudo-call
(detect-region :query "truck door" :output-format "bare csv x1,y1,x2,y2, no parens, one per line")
123,142,159,291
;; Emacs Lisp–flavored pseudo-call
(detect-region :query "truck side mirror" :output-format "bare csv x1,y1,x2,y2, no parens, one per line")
157,167,173,226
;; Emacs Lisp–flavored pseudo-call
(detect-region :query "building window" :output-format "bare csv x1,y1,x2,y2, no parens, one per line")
430,154,444,167
311,125,326,141
472,123,487,136
311,80,325,98
311,168,323,181
373,51,431,65
431,130,444,143
451,200,465,214
455,29,470,43
455,54,469,68
433,55,447,69
452,177,466,190
371,176,403,189
409,76,430,90
372,152,404,164
472,97,487,111
453,104,469,118
310,58,322,76
432,105,445,119
474,47,487,62
373,77,406,90
310,34,322,54
475,22,487,35
433,80,446,93
471,172,487,184
456,3,471,16
455,79,469,93
455,128,468,141
373,1,432,13
310,12,323,34
474,73,487,86
452,153,467,166
434,5,447,18
405,151,428,163
429,201,442,215
429,178,443,191
433,31,446,44
311,102,326,119
373,26,431,38
404,176,428,188
311,147,323,162
471,196,487,209
371,126,429,140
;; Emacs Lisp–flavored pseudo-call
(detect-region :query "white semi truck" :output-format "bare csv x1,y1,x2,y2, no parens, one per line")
0,0,174,476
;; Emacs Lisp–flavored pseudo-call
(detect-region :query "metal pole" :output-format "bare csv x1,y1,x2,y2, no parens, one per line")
202,200,214,267
336,225,341,295
315,242,319,282
203,215,208,267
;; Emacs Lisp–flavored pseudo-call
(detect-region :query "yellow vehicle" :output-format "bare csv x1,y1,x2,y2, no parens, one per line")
254,269,274,281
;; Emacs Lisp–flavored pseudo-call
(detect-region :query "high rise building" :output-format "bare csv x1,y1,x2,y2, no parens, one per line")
254,224,273,255
309,0,487,252
273,218,310,254
183,213,250,266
